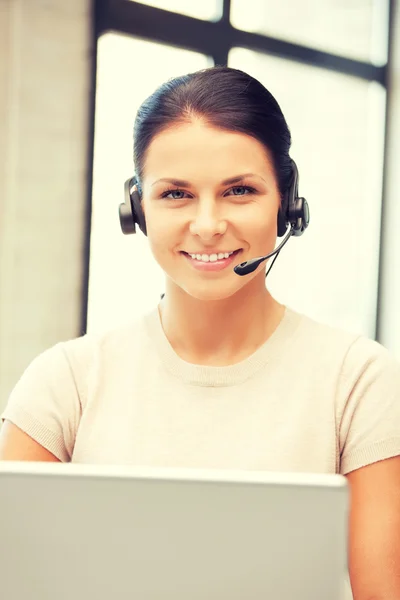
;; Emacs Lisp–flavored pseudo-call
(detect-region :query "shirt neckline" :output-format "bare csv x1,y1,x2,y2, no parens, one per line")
143,304,303,387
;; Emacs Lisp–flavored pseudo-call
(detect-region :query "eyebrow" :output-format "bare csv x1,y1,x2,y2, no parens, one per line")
151,173,265,187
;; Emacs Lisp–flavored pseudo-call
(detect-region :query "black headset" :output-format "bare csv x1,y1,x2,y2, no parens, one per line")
119,158,309,238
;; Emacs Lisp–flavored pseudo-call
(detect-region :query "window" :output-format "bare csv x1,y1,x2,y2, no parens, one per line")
229,48,385,336
230,0,389,65
87,33,210,333
87,0,389,339
128,0,220,21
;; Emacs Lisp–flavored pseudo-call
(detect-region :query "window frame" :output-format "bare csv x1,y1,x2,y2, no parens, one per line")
83,0,395,338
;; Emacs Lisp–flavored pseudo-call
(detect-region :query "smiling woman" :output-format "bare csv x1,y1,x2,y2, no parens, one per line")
140,121,283,303
126,64,296,313
1,65,400,600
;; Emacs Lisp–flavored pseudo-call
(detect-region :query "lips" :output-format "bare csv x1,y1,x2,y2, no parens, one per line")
181,249,243,272
181,249,241,257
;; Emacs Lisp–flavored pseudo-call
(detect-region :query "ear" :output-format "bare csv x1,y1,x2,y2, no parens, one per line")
130,184,148,236
137,183,146,215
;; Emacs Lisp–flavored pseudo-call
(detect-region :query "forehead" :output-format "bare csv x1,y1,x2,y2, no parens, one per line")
142,120,274,182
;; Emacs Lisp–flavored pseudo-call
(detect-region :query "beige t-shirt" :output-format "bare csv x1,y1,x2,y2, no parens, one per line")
3,305,400,471
2,305,400,599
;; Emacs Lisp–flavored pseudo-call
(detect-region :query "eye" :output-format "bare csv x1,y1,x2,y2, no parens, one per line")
226,185,257,197
160,188,190,200
160,184,257,200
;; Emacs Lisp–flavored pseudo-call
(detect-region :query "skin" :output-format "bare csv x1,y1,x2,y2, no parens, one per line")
141,117,285,366
1,117,399,600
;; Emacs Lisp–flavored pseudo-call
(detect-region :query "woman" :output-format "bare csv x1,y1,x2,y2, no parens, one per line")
1,66,400,599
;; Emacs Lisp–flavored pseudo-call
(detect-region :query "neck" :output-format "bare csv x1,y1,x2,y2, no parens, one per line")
158,275,285,366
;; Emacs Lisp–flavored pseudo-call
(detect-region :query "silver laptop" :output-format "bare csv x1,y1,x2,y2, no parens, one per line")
0,462,349,600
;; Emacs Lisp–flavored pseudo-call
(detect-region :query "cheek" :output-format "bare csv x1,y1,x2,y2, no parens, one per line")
238,208,278,248
143,203,170,243
147,229,170,259
145,214,180,262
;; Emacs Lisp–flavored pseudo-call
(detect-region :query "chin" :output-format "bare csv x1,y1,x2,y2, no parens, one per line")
178,278,252,303
161,256,265,302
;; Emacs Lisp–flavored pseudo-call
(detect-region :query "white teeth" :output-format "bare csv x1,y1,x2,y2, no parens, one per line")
188,250,236,262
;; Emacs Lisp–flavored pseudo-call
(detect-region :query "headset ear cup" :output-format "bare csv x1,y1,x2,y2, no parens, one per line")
289,197,310,237
120,178,147,236
277,207,288,237
281,159,310,237
120,179,137,234
131,187,147,236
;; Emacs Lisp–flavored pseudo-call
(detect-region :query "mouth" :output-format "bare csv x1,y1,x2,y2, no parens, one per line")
180,249,242,272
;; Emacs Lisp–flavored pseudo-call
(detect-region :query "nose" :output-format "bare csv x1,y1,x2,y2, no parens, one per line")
189,200,227,241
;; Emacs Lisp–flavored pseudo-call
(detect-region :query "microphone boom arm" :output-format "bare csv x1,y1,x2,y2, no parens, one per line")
233,226,295,276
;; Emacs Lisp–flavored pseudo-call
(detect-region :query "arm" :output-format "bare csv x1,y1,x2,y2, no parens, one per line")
0,420,60,461
346,455,400,600
0,340,87,462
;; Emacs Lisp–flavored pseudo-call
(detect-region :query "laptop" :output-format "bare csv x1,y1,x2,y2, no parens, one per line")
0,462,350,600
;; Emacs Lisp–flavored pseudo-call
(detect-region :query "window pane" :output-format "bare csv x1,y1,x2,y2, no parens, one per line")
229,48,386,337
128,0,221,21
231,0,389,65
87,34,210,333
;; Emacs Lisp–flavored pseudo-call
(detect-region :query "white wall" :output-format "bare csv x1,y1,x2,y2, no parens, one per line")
229,48,385,339
376,0,400,358
87,34,212,334
0,0,92,410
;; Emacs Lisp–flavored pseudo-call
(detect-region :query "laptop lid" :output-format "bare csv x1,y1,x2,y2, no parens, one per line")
0,462,349,600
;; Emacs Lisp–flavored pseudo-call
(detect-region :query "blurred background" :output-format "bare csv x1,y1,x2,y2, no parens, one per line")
0,0,399,411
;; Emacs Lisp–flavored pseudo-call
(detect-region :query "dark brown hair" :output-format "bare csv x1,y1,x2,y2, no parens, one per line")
133,65,292,198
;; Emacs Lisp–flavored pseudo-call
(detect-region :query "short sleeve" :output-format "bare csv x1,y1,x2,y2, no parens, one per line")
338,336,400,475
1,341,85,462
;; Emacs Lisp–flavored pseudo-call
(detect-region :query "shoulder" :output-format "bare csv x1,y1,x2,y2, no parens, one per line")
1,312,154,461
290,308,359,345
7,311,153,408
286,306,400,386
59,312,153,383
288,307,364,363
291,307,392,358
286,309,400,474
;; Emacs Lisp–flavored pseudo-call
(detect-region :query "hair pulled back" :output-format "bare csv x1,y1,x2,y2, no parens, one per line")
133,66,292,199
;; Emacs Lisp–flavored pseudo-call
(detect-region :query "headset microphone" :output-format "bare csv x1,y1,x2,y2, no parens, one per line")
233,159,310,277
120,159,310,280
234,226,295,276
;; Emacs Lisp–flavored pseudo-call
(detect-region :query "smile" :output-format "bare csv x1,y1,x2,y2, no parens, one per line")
186,251,236,262
181,249,242,272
